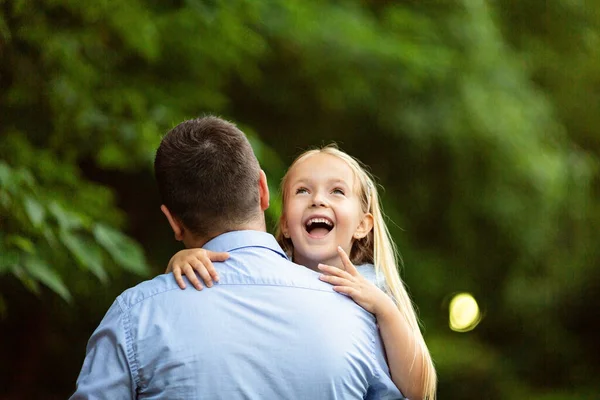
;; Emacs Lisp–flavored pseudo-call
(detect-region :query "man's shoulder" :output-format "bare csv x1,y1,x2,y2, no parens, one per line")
221,250,337,293
115,274,181,312
112,255,369,313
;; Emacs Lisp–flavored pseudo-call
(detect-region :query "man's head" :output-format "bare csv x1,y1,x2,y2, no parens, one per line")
154,116,269,245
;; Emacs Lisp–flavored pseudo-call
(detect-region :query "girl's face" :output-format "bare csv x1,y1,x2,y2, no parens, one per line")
281,153,373,271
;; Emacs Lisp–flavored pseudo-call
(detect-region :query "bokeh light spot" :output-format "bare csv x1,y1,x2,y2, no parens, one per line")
449,293,481,332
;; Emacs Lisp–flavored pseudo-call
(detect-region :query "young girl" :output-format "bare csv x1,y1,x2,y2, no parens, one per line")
167,146,437,400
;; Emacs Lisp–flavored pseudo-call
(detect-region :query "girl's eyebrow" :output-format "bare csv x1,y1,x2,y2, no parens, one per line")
290,178,350,187
328,179,350,186
291,179,309,186
289,179,313,189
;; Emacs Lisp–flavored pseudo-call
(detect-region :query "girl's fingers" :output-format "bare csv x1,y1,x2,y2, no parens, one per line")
203,258,220,282
206,251,230,262
318,264,355,281
337,246,358,276
317,263,335,271
319,274,354,287
166,259,175,273
332,286,359,297
193,258,214,288
183,264,203,290
173,268,187,290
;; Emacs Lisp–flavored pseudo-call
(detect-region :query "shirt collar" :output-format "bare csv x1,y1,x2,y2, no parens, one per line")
202,230,289,260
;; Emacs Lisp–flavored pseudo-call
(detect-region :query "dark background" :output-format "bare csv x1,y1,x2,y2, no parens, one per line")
1,1,599,398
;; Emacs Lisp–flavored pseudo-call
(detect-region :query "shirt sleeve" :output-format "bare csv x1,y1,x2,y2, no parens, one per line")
69,298,137,400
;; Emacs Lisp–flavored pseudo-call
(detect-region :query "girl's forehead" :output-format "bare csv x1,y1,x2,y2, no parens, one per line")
287,153,357,184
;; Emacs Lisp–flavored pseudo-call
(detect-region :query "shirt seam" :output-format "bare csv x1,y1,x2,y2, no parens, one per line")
370,322,380,381
120,286,191,311
208,282,346,293
117,295,142,392
226,244,288,259
120,282,348,310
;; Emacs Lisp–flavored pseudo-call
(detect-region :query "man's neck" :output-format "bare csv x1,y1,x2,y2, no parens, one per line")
183,219,267,249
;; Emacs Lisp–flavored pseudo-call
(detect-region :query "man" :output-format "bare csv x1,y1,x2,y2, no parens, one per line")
71,116,402,399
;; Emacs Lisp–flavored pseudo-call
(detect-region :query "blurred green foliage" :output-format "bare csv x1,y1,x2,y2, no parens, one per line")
1,0,599,398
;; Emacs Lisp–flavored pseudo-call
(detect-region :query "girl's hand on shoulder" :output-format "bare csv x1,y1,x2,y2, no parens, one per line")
166,248,230,290
318,246,395,316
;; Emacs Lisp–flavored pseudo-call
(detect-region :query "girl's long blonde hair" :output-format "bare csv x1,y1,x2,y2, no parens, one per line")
276,145,437,399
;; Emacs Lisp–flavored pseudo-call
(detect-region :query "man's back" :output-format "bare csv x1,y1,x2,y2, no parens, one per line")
71,231,402,399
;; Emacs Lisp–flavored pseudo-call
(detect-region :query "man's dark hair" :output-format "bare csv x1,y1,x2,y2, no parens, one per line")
154,116,261,237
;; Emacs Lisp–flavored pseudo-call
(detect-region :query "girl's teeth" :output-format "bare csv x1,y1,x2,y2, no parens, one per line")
308,218,332,226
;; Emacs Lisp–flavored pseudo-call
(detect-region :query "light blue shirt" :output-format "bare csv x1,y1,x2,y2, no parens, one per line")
355,263,388,292
71,231,404,399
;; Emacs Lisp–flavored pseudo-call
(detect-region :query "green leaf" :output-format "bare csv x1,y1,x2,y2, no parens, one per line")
48,202,83,230
93,224,149,276
59,230,107,282
0,162,19,193
6,234,35,254
23,256,72,302
24,196,45,227
42,226,58,248
0,249,19,274
11,265,41,295
17,168,35,188
0,190,10,207
0,161,10,186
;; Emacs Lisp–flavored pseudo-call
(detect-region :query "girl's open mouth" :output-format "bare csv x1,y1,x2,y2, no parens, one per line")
305,217,334,238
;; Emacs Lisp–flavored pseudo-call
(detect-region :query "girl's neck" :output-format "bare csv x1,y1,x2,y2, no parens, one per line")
294,253,344,272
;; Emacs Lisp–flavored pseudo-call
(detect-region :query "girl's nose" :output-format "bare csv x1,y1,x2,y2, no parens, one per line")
311,191,328,207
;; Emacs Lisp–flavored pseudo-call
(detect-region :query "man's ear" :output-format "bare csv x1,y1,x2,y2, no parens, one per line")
354,213,374,240
161,205,184,241
259,169,270,211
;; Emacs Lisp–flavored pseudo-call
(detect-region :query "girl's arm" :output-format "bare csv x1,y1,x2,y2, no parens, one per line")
375,297,425,400
166,248,230,290
318,247,425,400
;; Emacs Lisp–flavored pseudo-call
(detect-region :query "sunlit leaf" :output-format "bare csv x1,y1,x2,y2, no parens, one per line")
11,264,40,295
24,196,45,227
6,234,35,254
23,256,72,302
58,230,107,282
93,224,149,276
42,226,58,248
48,202,83,230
